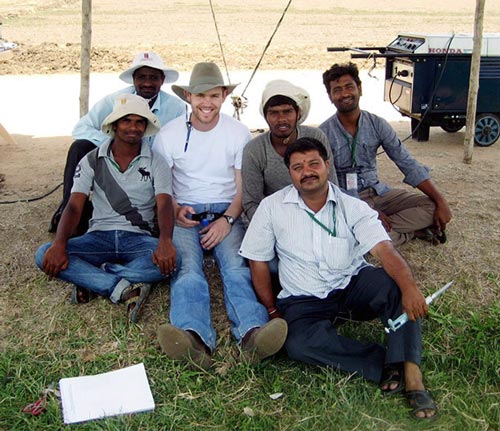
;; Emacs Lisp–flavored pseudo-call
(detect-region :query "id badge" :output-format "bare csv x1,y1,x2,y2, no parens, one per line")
346,172,358,192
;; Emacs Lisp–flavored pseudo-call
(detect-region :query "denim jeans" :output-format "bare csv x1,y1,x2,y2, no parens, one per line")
35,230,166,301
170,202,268,351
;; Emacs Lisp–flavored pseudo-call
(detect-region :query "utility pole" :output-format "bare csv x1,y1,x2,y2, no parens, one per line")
79,0,92,117
463,0,486,164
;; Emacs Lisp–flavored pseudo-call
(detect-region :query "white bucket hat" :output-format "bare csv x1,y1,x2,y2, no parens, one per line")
260,80,311,125
172,62,239,102
101,94,161,137
119,52,179,84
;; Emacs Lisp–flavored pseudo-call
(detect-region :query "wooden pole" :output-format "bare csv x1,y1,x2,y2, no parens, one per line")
463,0,486,164
79,0,92,117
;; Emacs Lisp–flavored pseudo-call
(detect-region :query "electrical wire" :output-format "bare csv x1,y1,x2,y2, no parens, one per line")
0,182,63,205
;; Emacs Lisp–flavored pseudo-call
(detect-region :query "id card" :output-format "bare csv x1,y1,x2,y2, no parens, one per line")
346,172,358,192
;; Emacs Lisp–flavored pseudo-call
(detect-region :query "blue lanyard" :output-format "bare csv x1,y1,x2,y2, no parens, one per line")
184,113,192,153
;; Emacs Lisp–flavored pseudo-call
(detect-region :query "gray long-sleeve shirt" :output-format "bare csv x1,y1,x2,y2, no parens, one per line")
242,126,338,220
319,111,430,196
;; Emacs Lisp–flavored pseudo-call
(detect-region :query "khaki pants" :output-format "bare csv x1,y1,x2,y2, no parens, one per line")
360,188,435,246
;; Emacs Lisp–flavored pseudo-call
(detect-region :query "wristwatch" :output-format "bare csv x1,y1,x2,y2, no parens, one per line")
223,214,235,226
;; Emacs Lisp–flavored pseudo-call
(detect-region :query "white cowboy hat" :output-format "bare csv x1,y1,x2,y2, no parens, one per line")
101,94,161,137
172,62,239,102
260,79,311,125
119,52,179,84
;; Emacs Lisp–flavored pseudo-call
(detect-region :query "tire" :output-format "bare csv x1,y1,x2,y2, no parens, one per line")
474,113,500,147
441,122,464,133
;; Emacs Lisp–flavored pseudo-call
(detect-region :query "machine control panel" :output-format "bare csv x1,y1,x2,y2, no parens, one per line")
387,35,425,53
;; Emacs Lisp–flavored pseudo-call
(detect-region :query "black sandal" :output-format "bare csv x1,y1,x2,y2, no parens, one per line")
405,389,439,420
379,364,405,396
70,285,97,304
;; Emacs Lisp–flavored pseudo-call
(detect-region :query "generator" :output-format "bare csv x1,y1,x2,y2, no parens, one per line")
328,33,500,146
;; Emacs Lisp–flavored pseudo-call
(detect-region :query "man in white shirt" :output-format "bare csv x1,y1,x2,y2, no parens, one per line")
240,137,438,420
153,62,287,369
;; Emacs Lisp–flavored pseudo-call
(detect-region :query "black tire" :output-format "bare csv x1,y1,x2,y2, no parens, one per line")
474,113,500,147
441,122,464,133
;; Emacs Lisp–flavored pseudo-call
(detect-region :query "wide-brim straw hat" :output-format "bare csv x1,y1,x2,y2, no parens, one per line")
119,52,179,84
101,94,161,137
172,62,239,102
260,79,311,125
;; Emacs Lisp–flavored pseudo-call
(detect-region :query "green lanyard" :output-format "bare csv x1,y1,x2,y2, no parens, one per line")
342,130,358,168
306,203,337,237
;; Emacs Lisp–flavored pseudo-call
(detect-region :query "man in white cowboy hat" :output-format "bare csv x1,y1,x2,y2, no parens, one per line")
242,79,338,222
49,51,185,236
35,94,177,323
152,62,287,369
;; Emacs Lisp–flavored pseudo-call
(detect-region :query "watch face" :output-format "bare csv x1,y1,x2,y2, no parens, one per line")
225,215,234,225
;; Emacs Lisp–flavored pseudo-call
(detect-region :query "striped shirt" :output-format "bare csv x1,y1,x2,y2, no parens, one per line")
239,182,390,299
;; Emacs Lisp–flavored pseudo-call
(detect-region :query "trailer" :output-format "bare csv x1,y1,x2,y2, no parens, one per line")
328,33,500,146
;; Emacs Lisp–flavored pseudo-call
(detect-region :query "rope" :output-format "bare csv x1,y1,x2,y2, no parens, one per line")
240,0,293,98
0,181,63,204
209,0,231,85
207,0,293,119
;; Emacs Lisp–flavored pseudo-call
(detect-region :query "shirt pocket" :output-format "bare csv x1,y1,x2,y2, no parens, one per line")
322,236,353,271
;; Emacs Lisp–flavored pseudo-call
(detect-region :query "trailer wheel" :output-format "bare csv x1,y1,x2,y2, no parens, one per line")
475,113,500,147
441,122,464,133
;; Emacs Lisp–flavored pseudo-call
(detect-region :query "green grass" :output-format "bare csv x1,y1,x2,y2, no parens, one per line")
1,285,499,430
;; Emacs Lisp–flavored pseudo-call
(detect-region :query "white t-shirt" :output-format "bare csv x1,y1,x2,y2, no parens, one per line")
153,113,252,204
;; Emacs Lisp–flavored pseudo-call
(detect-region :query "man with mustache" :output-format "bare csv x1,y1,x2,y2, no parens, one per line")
242,79,337,221
49,52,185,236
320,62,451,246
240,137,438,420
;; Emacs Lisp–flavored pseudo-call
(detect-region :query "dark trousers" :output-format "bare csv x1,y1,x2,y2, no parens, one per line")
277,266,422,383
49,139,96,234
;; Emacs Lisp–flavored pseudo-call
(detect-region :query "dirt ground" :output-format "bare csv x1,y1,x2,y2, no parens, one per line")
1,1,499,344
1,0,499,74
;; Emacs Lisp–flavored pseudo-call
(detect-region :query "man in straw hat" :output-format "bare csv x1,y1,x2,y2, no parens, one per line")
320,62,451,246
242,79,338,222
49,51,185,236
35,94,177,323
153,62,287,369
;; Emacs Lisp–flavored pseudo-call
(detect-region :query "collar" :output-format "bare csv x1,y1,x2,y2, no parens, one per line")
283,182,337,212
334,110,364,137
97,137,152,160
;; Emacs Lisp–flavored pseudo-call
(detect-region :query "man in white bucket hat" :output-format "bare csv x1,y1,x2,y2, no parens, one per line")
152,62,287,369
242,79,338,222
36,94,177,323
49,51,185,236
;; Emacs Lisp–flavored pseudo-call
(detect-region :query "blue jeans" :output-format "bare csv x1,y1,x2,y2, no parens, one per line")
170,202,268,351
35,230,166,302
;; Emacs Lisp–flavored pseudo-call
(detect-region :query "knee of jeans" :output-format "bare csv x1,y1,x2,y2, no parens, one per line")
34,243,51,269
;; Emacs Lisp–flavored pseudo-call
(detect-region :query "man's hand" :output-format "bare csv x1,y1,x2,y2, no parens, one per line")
42,243,69,277
401,288,428,321
433,200,452,235
176,205,199,228
199,217,231,250
376,210,392,232
153,239,177,276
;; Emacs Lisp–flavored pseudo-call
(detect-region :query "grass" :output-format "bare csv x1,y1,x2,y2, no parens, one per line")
1,273,499,430
1,129,500,429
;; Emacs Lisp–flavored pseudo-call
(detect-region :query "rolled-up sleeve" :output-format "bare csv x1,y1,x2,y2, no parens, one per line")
239,199,276,262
